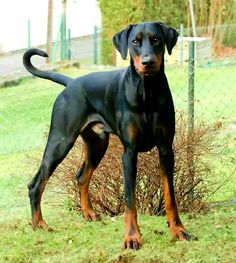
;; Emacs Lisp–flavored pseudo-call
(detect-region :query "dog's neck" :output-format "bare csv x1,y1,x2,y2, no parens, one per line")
124,60,166,109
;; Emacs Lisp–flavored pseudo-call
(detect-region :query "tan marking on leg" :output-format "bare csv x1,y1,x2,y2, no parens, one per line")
123,207,142,249
127,123,139,143
79,167,97,221
161,174,187,240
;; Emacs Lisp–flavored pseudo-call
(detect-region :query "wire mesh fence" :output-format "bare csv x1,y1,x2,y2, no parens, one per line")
165,33,236,201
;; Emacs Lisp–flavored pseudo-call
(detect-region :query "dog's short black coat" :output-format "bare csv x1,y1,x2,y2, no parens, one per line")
23,22,190,250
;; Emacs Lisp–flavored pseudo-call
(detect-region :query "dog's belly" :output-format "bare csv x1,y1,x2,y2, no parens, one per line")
86,119,156,152
136,142,155,152
135,129,157,152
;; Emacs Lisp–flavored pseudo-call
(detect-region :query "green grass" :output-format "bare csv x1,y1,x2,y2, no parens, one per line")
0,80,60,155
0,203,235,262
0,65,236,262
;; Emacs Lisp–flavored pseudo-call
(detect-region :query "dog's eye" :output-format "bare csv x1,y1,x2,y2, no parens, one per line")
132,40,140,46
153,37,161,45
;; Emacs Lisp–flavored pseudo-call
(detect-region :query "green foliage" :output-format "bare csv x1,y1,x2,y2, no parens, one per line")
99,0,236,64
194,0,236,48
99,0,187,64
99,0,140,64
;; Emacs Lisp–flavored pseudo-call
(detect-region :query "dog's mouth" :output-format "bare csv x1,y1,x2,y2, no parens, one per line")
137,66,159,76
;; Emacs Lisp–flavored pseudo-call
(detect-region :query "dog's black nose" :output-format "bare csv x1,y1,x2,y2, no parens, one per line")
141,56,155,66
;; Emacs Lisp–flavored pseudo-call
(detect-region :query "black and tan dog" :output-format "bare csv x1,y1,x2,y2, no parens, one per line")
23,22,190,250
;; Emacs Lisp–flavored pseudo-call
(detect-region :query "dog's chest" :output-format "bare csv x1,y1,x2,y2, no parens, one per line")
119,110,161,151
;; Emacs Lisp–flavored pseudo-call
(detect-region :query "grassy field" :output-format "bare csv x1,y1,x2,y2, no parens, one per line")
0,204,235,262
0,65,236,262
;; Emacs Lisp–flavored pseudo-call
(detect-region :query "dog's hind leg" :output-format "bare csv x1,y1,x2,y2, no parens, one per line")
28,95,86,229
28,130,80,229
77,124,109,221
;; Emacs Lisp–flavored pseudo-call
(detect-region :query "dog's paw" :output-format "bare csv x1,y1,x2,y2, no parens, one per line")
176,230,191,241
31,219,47,230
124,234,142,250
169,224,191,241
83,209,100,222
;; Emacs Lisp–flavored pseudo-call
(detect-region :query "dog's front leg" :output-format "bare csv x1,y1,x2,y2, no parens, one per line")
122,147,141,250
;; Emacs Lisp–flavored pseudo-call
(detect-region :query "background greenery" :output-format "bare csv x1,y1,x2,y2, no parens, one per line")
98,0,236,64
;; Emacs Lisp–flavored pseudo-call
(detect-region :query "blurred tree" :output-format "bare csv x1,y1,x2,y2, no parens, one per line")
46,0,53,63
99,0,236,64
99,0,186,64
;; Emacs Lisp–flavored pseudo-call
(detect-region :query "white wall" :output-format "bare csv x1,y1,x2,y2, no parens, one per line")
0,0,101,52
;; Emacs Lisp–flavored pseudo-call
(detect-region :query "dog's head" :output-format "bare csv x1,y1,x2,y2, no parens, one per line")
113,22,178,76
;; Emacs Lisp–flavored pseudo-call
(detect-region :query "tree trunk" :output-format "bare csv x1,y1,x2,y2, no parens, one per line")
208,0,216,39
46,0,53,63
217,0,225,45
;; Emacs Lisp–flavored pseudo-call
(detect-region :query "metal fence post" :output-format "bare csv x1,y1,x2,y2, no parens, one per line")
188,40,195,198
60,0,67,61
27,19,31,48
52,16,63,63
67,29,71,60
60,14,66,61
188,41,195,131
93,25,98,64
179,23,184,65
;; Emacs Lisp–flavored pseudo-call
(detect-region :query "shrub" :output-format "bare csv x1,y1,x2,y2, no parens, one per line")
55,112,222,216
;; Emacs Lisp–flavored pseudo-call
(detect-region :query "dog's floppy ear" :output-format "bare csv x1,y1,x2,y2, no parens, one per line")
156,22,179,55
112,25,133,60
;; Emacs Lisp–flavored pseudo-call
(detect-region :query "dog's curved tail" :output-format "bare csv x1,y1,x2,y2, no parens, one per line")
23,48,73,87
